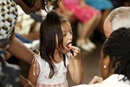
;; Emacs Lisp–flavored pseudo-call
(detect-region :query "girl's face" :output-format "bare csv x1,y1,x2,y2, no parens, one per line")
57,22,73,53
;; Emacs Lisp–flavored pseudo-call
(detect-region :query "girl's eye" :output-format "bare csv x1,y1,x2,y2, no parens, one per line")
63,33,67,36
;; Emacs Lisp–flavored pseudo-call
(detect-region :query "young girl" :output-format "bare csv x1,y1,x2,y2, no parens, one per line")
28,11,83,86
56,0,101,51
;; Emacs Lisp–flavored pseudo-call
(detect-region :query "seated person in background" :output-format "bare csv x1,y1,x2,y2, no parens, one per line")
73,27,130,87
56,0,101,51
85,0,114,34
103,7,130,38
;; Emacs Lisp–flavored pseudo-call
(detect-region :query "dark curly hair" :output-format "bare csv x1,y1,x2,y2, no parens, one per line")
103,27,130,81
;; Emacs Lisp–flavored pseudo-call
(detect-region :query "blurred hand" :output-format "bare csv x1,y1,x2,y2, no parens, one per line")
89,76,103,84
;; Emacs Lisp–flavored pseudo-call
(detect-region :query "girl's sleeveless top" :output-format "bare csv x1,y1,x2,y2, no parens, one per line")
0,0,18,39
36,54,70,87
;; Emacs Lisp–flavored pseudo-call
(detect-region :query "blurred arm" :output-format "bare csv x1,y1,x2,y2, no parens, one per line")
7,29,35,64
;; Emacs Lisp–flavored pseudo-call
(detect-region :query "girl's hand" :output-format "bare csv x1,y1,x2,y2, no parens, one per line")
70,46,81,59
89,76,103,84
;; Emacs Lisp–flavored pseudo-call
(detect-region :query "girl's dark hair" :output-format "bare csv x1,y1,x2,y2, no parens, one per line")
40,10,69,78
103,27,130,81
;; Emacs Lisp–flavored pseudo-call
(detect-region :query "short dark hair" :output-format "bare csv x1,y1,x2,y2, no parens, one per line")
103,27,130,81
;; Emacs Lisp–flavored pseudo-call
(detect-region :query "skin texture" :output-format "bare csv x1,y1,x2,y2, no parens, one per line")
8,33,34,64
99,51,114,80
103,16,112,38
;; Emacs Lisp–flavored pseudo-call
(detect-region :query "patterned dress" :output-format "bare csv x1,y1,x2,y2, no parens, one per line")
0,0,18,39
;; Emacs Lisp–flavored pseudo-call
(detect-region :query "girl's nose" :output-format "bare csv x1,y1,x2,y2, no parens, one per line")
69,34,73,40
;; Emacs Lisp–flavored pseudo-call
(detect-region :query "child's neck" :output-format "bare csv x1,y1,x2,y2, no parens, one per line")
53,50,63,63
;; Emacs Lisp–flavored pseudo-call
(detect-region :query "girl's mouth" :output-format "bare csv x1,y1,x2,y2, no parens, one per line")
66,43,74,55
66,43,72,50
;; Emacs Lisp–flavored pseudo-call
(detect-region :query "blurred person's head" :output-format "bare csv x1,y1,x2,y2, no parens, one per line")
104,7,130,38
100,27,130,81
17,0,60,14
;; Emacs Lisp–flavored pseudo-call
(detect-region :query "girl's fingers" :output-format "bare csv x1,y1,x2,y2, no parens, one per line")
70,46,81,58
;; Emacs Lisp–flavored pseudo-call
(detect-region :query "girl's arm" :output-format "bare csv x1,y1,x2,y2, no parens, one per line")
28,59,40,85
68,46,83,84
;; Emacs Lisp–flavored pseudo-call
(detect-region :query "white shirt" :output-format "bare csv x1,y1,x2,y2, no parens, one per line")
73,74,130,87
